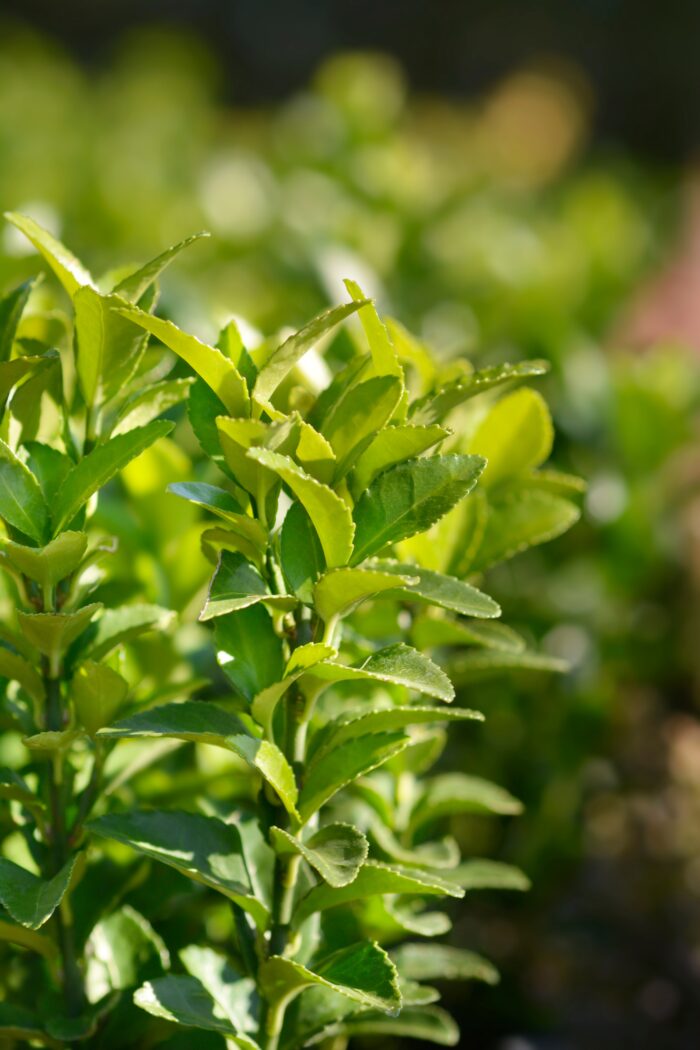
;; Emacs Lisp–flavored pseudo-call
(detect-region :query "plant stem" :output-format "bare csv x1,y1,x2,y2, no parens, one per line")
43,662,86,1017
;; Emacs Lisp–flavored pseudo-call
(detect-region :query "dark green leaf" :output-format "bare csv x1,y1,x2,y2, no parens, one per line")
0,439,48,543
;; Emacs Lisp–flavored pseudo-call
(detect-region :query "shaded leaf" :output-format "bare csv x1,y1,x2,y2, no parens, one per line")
214,605,285,703
99,701,249,748
134,975,258,1048
201,551,295,621
298,732,409,822
270,823,368,888
226,735,299,819
367,559,500,618
0,854,78,929
0,439,48,543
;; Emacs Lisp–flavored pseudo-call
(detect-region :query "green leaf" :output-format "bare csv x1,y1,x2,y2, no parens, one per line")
409,774,523,833
469,387,554,487
0,439,49,543
294,860,464,925
114,231,209,302
25,442,73,506
412,616,525,653
308,706,483,766
0,277,36,362
259,940,401,1016
447,858,531,892
18,603,101,662
226,735,299,819
1,531,87,590
52,420,174,535
298,732,409,822
450,647,568,679
0,854,78,929
0,917,57,960
367,560,500,618
73,288,150,407
89,810,266,926
77,603,173,662
99,701,249,747
72,660,129,736
253,299,367,405
350,423,450,497
248,448,354,568
279,502,325,603
0,768,37,806
310,1006,459,1047
85,904,170,1001
313,566,417,622
304,644,454,703
251,642,336,737
0,647,45,703
112,377,194,436
188,377,228,460
391,943,499,985
180,944,257,1036
410,359,549,425
321,374,403,478
4,212,94,296
169,481,243,521
0,1003,59,1047
0,355,54,413
469,486,581,571
201,551,295,621
133,975,258,1048
351,455,484,564
116,304,250,417
344,279,402,379
270,823,368,887
215,604,285,703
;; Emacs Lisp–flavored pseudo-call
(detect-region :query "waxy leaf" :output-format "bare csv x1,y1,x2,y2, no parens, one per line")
179,944,257,1037
134,975,258,1048
313,566,417,622
367,560,500,618
351,455,485,564
294,860,464,924
85,905,170,1001
114,231,209,302
251,642,336,736
18,603,101,661
215,604,285,702
116,305,250,417
344,280,402,380
298,732,409,821
89,810,266,926
321,374,403,478
409,774,523,833
279,502,325,603
469,486,580,571
111,377,194,436
391,943,499,985
470,387,553,487
308,1004,459,1047
253,299,366,404
259,940,400,1016
0,648,45,704
74,287,150,407
77,603,173,662
201,551,295,621
248,448,354,567
0,440,48,543
52,420,174,534
308,706,483,766
305,644,454,703
99,701,249,747
1,531,87,590
351,423,450,496
270,823,368,887
0,854,78,929
410,359,548,425
0,277,36,362
4,212,94,296
226,735,299,818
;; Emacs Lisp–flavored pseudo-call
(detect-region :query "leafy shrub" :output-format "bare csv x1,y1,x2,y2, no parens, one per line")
0,216,580,1047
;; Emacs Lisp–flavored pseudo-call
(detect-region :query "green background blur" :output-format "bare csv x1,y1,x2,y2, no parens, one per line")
2,5,700,1048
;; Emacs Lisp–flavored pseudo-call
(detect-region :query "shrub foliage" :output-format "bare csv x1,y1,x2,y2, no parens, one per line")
0,217,580,1048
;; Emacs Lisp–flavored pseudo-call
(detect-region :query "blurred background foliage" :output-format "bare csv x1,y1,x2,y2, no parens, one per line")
1,12,700,1049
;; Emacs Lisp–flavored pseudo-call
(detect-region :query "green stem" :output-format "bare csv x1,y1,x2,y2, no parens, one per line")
43,663,86,1017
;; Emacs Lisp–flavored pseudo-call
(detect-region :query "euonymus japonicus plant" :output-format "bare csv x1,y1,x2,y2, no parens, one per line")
0,213,206,1044
0,214,581,1048
87,278,579,1044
